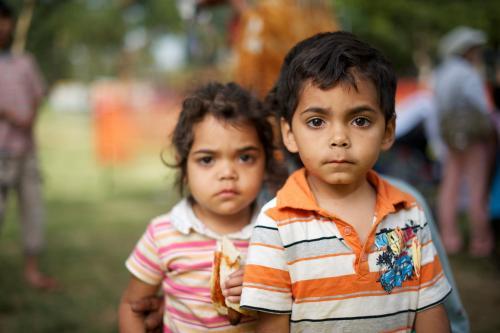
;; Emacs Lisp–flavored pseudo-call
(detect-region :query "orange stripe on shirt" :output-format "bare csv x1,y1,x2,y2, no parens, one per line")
249,242,284,250
287,252,353,265
244,264,291,290
292,258,444,299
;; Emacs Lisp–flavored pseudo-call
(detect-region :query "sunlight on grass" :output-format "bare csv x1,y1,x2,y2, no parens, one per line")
37,109,176,202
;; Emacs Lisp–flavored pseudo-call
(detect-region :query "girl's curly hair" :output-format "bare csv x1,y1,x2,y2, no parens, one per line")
165,82,286,195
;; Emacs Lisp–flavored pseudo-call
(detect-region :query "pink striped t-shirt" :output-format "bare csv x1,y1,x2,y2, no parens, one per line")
126,199,257,333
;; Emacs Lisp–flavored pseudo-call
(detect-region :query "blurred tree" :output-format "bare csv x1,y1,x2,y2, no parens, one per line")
334,0,500,74
4,0,181,84
4,0,500,83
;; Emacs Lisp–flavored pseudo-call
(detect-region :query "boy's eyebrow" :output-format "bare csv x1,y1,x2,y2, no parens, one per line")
300,107,331,116
300,105,378,115
347,105,378,114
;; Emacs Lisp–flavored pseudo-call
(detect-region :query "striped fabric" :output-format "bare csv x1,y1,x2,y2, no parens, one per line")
0,53,45,156
241,169,451,332
126,199,257,333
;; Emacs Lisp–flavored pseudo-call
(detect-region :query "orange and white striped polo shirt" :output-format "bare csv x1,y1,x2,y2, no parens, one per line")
241,169,451,332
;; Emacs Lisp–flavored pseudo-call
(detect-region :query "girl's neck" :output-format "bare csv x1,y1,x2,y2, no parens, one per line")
191,203,253,235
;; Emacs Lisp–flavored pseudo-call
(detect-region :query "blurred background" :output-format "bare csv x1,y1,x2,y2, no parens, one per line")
1,0,500,332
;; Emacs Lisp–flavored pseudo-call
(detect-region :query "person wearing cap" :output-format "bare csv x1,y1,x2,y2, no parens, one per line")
433,26,495,257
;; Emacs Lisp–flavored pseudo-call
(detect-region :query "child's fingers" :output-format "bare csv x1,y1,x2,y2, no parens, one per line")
144,309,164,332
229,268,244,278
224,275,243,289
227,295,241,303
131,295,163,313
224,269,244,289
223,285,242,297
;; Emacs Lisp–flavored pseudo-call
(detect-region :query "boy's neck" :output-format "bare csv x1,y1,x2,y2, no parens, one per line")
307,171,377,243
306,171,372,201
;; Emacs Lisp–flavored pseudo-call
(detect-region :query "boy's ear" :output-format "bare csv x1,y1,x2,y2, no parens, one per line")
381,116,396,151
280,117,299,153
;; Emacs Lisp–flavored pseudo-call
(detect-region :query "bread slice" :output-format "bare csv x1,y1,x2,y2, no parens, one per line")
210,236,256,325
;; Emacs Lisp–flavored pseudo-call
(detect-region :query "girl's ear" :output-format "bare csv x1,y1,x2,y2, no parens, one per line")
280,117,299,153
381,116,396,151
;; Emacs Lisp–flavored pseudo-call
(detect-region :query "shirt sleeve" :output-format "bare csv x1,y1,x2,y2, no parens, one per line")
125,222,164,286
416,208,452,311
461,69,490,114
241,202,293,314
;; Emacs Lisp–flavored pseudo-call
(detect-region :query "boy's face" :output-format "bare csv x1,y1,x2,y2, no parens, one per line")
0,17,13,49
281,78,395,189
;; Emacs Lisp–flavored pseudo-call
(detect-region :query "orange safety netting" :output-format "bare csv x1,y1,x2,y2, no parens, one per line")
91,81,139,165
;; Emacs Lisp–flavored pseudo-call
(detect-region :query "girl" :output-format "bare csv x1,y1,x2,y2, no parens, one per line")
118,82,282,332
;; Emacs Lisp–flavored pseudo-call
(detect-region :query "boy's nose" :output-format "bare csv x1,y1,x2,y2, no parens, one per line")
329,134,350,148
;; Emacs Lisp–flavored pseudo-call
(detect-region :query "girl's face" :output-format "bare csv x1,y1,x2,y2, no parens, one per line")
186,115,266,220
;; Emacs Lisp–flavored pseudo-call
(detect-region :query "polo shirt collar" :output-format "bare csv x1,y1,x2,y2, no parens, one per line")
275,168,415,222
169,198,257,240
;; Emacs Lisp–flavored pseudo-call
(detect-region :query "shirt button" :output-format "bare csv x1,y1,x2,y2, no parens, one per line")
343,226,352,235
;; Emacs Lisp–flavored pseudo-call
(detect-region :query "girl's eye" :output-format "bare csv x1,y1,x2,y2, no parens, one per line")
306,118,325,128
352,117,371,127
198,156,213,165
239,154,255,163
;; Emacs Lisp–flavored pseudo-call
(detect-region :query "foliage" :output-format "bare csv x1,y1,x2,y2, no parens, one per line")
334,0,500,73
4,0,500,82
4,0,181,83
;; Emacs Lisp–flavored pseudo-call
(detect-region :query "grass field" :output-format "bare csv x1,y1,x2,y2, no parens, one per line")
0,110,179,332
0,110,499,332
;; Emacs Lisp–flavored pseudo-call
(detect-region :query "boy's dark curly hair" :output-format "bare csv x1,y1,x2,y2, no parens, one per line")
166,81,285,195
274,31,397,124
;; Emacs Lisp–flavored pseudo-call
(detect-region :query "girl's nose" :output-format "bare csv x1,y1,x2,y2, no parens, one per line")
218,161,238,180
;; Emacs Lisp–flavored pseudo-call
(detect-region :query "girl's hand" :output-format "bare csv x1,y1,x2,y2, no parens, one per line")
222,268,244,303
131,295,164,333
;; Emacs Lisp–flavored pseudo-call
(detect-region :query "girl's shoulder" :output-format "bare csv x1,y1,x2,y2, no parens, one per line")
148,199,198,236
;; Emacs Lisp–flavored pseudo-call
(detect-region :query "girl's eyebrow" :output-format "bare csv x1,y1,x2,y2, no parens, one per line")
191,146,261,155
191,149,215,155
237,145,261,153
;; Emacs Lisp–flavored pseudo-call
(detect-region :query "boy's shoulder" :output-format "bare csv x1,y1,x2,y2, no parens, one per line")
265,168,419,221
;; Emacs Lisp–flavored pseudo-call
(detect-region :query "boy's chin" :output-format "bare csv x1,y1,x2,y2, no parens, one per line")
310,172,362,188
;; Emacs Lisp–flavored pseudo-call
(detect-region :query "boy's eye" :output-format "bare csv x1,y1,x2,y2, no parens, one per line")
306,118,325,128
352,117,371,127
197,156,214,165
239,154,255,163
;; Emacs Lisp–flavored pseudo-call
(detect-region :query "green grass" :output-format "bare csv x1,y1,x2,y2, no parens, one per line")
0,110,179,332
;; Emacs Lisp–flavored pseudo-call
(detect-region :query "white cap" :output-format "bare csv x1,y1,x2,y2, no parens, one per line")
438,26,486,57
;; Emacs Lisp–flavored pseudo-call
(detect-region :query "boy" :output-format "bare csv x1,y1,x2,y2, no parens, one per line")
240,31,451,332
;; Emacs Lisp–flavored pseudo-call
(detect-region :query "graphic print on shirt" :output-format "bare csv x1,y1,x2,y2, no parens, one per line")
375,221,422,293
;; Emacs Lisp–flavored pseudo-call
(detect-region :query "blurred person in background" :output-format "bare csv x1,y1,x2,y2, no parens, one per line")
0,1,57,289
434,26,496,257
